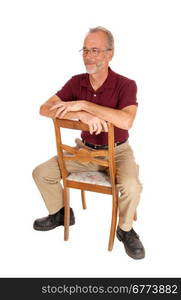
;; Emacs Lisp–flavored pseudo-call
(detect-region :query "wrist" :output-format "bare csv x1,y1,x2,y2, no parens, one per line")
77,111,83,120
81,100,88,111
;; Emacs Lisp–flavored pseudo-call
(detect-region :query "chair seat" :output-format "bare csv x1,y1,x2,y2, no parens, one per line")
67,171,112,187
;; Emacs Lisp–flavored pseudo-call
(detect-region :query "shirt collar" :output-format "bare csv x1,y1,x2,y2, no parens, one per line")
80,67,117,92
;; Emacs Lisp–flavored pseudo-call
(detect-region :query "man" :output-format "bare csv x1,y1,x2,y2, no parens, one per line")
32,26,145,259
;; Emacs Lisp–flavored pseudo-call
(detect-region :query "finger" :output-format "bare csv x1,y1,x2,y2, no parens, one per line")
89,123,94,135
55,107,63,118
93,122,98,131
92,123,97,133
50,103,63,111
102,121,108,132
59,108,69,119
55,107,65,118
95,122,102,135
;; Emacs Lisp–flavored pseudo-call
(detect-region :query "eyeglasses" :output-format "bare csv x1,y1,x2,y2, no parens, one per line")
79,47,112,57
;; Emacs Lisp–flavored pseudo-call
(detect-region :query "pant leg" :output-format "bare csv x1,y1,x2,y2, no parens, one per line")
32,138,105,214
114,141,143,231
32,155,64,214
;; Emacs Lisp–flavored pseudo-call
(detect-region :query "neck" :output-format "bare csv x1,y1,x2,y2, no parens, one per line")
89,67,109,90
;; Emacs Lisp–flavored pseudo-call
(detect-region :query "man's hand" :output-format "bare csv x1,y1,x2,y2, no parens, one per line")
40,95,63,118
50,100,85,119
40,97,108,134
78,111,108,135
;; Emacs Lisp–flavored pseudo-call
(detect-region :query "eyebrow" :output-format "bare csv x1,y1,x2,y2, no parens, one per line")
83,47,99,50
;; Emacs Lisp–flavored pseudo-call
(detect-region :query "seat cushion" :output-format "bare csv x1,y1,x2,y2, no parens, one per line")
67,171,112,187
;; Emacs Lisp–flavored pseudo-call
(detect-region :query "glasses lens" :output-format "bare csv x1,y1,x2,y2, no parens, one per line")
79,48,110,56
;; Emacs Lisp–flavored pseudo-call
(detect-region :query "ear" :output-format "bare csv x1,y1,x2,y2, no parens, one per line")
107,49,114,62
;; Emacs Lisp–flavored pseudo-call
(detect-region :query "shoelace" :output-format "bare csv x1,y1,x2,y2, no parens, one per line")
124,229,139,242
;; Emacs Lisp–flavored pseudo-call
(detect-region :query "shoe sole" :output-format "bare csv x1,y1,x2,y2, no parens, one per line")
124,247,145,260
116,231,145,260
33,220,75,231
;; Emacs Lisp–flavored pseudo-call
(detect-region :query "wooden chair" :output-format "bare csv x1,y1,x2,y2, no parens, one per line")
53,118,118,251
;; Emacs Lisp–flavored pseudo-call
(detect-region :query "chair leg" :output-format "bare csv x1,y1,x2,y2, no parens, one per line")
63,186,70,241
108,190,118,251
81,190,87,209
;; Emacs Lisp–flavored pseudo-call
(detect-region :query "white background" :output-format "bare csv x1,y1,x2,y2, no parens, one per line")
0,0,181,277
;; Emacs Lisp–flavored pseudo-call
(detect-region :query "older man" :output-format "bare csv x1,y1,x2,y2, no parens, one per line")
32,26,145,259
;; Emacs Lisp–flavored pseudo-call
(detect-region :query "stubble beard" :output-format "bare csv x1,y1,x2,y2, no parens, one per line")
85,61,104,74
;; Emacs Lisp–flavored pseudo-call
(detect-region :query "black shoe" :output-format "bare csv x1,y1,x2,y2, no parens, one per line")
116,226,145,259
33,207,75,231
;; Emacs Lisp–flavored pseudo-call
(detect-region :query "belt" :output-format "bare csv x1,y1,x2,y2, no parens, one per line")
82,139,127,150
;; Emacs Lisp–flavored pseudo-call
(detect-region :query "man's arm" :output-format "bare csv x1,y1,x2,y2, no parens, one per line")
81,101,137,130
49,99,137,129
39,95,108,134
39,95,81,120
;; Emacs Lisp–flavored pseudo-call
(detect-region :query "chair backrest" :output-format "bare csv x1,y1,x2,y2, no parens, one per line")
53,118,116,187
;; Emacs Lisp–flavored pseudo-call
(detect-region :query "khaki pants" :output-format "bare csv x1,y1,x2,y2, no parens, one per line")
32,138,143,231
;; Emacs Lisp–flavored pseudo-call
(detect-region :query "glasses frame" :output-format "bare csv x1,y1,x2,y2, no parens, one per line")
79,47,112,57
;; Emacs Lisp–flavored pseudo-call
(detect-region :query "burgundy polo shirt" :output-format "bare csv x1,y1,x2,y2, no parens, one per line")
55,67,138,145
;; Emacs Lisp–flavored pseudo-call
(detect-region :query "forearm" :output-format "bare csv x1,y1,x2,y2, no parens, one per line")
40,105,81,120
39,105,57,118
39,97,61,118
59,111,81,120
39,96,80,120
82,101,130,129
40,98,131,128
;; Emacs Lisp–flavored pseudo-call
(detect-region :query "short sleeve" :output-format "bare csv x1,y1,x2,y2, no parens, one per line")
117,80,138,109
55,77,75,101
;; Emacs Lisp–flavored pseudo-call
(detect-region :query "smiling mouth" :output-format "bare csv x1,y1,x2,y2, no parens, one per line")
85,62,95,66
85,61,95,65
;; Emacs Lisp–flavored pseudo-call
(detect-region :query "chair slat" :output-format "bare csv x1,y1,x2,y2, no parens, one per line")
66,180,112,194
63,155,108,167
62,144,78,154
55,119,90,131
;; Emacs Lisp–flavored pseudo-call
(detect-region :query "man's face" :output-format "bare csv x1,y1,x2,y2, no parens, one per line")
82,31,113,74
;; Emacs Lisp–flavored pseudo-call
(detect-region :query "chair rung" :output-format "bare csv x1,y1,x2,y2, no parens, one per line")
66,180,112,194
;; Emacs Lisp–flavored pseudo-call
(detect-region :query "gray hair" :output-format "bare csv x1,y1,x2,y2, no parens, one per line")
88,26,114,49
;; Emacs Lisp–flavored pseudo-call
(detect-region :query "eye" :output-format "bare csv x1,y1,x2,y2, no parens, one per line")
83,49,89,55
92,48,99,54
